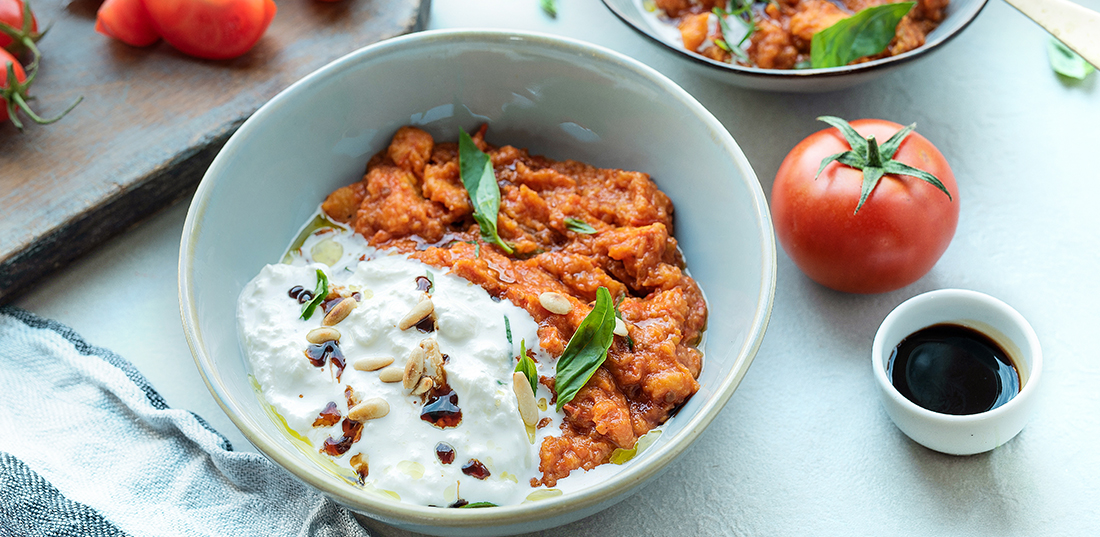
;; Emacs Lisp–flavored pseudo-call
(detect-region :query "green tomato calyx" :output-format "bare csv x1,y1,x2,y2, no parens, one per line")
814,116,952,214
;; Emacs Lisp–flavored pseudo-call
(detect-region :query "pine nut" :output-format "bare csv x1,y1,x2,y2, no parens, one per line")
411,376,434,396
323,297,358,326
420,339,445,384
512,372,538,427
348,398,389,421
398,297,434,330
613,317,628,337
378,366,404,383
353,356,393,372
306,327,341,344
539,292,572,315
403,347,426,390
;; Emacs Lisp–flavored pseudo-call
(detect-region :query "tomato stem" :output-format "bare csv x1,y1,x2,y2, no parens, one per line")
865,136,883,167
814,116,952,215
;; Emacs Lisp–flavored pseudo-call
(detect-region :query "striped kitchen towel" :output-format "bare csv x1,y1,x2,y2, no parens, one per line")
0,307,372,537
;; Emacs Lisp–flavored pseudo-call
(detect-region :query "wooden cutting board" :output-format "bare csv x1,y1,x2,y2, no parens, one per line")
0,0,429,303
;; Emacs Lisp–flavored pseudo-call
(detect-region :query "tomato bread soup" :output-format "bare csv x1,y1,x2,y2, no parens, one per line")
653,0,949,69
238,125,706,505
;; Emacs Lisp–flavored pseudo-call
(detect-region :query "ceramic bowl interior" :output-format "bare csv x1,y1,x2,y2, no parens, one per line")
871,289,1042,455
179,29,776,535
601,0,989,92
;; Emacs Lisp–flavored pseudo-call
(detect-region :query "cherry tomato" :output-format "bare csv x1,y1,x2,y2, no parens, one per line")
96,0,160,47
142,0,276,60
0,0,40,56
0,47,26,123
770,118,960,294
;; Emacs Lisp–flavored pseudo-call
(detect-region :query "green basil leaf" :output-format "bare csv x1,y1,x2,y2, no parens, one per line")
1048,39,1095,80
810,3,914,68
458,130,514,254
564,217,597,234
300,269,328,320
515,339,538,394
459,501,498,508
539,0,557,17
554,287,616,411
712,7,751,63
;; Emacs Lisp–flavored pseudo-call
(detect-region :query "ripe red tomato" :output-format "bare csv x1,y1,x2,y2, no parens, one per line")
0,47,26,123
771,118,960,294
0,0,38,55
142,0,277,60
96,0,160,47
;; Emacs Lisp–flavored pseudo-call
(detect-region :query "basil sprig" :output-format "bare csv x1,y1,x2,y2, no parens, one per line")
712,6,752,64
815,116,951,214
554,287,616,411
810,2,914,68
515,339,538,394
1048,39,1095,80
300,269,328,320
458,129,514,254
564,217,596,235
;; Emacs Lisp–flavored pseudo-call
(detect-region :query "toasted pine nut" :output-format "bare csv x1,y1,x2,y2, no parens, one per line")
411,376,434,396
403,347,426,390
348,398,389,422
512,372,538,427
398,298,434,330
613,317,628,337
353,356,393,372
539,292,572,315
420,339,445,384
323,297,358,326
306,327,341,344
378,366,404,383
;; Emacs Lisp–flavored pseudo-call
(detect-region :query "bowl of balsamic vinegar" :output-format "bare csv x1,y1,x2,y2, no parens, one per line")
872,289,1043,455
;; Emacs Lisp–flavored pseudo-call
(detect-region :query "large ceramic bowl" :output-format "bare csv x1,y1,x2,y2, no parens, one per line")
179,29,775,535
602,0,989,92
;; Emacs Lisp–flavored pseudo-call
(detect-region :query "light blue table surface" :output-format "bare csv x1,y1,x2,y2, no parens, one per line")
17,0,1100,535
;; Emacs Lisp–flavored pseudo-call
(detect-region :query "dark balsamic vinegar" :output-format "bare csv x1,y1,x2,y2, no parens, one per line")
888,323,1020,415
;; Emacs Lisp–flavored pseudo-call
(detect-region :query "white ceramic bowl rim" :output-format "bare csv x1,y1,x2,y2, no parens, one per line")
179,28,776,528
871,288,1043,424
600,0,991,80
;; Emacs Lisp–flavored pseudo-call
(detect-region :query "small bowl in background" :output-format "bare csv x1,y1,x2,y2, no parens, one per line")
871,289,1042,455
601,0,989,92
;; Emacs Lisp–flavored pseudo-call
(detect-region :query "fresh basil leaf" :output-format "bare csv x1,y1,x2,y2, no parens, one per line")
564,217,597,234
515,339,538,394
300,269,328,320
554,287,616,411
712,7,751,63
458,129,514,254
810,3,914,68
1048,39,1095,80
459,501,498,508
539,0,557,17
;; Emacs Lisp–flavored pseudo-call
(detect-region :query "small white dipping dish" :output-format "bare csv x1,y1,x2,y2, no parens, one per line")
871,289,1042,455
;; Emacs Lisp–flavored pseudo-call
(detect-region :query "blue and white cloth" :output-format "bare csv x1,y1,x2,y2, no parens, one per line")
0,307,373,537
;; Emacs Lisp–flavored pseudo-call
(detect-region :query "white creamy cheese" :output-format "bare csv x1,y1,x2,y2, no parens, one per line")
238,225,568,506
238,219,669,507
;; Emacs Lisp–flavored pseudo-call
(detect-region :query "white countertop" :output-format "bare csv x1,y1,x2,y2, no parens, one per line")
15,0,1100,535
